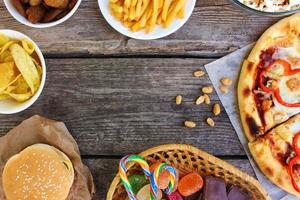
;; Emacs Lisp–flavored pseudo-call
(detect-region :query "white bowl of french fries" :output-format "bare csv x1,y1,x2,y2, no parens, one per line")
0,30,46,114
98,0,196,40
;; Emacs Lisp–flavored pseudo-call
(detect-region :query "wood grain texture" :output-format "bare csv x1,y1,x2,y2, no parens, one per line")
0,0,280,57
0,58,246,156
84,158,255,199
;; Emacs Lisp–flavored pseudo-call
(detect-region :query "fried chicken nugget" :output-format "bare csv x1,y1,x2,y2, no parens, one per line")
68,0,77,9
42,8,64,22
26,5,46,23
11,0,26,17
44,0,69,9
29,0,42,6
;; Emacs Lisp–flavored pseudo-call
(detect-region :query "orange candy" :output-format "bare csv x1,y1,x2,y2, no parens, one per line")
150,162,171,189
178,172,203,197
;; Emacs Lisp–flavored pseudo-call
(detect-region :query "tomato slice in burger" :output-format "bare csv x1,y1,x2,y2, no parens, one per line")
288,156,300,193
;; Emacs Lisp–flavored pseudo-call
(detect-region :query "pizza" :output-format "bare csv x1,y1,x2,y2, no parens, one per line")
249,114,300,196
238,13,300,196
238,13,300,142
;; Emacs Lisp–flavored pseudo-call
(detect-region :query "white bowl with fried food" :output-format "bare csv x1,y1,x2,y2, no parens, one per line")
98,0,196,40
0,30,46,114
2,144,74,200
3,0,82,28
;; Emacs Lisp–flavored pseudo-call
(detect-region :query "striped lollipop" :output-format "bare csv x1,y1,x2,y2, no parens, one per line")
119,155,151,200
150,163,177,199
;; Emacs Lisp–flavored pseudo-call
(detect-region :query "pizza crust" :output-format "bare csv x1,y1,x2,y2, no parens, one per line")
249,114,300,196
238,13,300,142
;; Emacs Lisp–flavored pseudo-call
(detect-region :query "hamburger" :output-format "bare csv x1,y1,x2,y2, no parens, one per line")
2,144,74,200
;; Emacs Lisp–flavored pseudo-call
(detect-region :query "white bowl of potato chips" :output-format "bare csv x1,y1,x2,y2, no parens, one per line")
0,30,46,114
98,0,196,40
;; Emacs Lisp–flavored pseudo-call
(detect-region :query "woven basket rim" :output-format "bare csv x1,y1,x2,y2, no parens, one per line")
106,144,270,200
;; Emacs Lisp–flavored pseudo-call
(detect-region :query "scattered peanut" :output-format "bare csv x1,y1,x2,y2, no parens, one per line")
206,118,215,127
195,96,205,105
213,103,221,116
219,85,229,94
194,70,205,77
184,121,196,128
202,86,213,94
176,95,182,105
204,94,210,104
221,77,232,86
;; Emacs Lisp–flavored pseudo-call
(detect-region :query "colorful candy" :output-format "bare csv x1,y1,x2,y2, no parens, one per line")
119,155,151,200
150,162,171,189
167,191,183,200
136,184,162,200
150,163,178,199
178,172,203,197
128,174,150,194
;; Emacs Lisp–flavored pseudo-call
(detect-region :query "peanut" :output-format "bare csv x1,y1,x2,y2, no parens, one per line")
219,85,229,94
195,96,205,105
206,118,215,127
184,121,196,128
202,86,213,94
176,95,182,105
193,70,205,77
213,103,221,116
221,77,232,86
204,94,210,104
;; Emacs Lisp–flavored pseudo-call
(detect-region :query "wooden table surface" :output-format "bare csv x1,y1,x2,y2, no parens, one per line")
0,0,282,199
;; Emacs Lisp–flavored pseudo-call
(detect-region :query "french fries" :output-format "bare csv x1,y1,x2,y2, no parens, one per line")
109,0,186,33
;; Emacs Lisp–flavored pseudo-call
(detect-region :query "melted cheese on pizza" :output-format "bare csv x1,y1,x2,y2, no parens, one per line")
278,75,300,103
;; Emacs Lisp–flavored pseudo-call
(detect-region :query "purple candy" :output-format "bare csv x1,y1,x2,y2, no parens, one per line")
227,186,251,200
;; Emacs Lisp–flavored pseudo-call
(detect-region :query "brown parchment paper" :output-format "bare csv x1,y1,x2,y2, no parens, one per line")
0,115,96,200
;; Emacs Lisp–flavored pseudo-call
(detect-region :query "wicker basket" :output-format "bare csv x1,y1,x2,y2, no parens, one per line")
106,144,270,200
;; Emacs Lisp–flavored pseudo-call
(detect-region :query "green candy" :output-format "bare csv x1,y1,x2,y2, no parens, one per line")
128,174,149,194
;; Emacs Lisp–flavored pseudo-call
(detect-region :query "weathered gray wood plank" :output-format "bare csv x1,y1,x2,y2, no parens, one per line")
84,158,255,200
0,0,279,57
0,58,246,156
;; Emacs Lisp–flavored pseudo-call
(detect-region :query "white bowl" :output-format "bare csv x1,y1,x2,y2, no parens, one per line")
4,0,82,28
98,0,196,40
0,30,46,114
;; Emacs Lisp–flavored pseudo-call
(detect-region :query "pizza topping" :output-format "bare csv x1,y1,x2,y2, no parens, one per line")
288,156,300,193
286,78,300,92
259,59,300,107
259,47,276,68
262,99,273,111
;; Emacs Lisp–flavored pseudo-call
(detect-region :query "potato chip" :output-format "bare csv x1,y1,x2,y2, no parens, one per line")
0,41,17,55
10,43,40,94
12,76,30,94
21,39,35,55
0,94,9,100
0,51,14,63
7,92,33,102
31,57,43,77
0,34,9,47
0,62,18,91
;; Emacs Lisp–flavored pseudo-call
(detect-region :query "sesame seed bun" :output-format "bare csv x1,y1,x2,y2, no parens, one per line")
2,144,74,200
